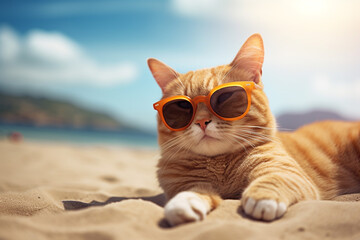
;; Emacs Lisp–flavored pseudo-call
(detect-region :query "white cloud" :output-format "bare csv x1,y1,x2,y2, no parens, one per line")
172,0,222,17
171,0,360,70
313,74,360,101
172,0,359,27
0,26,20,62
0,26,137,87
25,30,82,63
312,74,360,118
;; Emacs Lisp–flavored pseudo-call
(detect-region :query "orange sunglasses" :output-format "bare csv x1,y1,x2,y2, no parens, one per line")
153,81,260,131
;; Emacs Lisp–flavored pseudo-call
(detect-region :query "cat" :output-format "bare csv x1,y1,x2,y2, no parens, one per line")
148,33,360,226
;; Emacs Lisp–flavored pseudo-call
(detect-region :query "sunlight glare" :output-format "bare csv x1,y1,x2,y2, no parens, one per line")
296,0,328,16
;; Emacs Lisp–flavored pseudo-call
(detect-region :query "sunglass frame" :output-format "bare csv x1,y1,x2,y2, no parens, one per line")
153,81,257,131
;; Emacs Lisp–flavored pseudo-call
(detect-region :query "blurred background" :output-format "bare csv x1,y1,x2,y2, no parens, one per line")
0,0,359,147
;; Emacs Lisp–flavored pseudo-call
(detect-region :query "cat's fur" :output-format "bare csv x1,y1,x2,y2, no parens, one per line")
148,34,360,226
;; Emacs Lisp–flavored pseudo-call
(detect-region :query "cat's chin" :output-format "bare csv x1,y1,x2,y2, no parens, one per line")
199,135,218,142
191,135,232,156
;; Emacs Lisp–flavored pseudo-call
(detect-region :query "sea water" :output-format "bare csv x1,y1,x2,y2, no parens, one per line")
0,123,158,148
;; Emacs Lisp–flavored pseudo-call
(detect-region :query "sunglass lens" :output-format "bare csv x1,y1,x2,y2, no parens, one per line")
163,99,193,129
210,86,248,118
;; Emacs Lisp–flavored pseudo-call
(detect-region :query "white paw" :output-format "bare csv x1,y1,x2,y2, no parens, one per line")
164,191,209,226
243,198,287,221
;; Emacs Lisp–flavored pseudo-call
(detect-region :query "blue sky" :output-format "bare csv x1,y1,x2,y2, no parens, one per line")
0,0,359,131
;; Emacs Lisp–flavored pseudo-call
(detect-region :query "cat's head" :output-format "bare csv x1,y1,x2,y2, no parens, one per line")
148,34,276,157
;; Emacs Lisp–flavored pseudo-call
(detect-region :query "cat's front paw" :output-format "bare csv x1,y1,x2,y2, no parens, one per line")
243,197,287,221
164,191,209,226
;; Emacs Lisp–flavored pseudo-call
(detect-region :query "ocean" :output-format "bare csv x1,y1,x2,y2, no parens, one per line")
0,123,158,148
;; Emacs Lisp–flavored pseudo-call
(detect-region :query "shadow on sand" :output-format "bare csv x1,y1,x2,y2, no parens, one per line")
62,193,166,210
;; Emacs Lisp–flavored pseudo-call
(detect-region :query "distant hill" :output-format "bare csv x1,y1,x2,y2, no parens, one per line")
0,92,125,130
276,110,354,131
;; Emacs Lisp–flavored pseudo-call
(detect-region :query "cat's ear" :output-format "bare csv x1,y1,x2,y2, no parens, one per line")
230,33,264,84
147,58,179,93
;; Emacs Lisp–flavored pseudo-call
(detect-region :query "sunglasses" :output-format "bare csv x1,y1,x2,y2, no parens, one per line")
153,81,261,131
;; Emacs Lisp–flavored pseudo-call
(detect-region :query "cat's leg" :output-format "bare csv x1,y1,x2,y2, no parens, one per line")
241,175,292,221
240,148,319,221
164,187,221,226
242,196,287,221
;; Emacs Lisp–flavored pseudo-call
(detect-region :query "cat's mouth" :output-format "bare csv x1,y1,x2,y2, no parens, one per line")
198,133,220,143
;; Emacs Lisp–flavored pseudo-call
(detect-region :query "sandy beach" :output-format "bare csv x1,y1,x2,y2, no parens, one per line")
0,140,360,240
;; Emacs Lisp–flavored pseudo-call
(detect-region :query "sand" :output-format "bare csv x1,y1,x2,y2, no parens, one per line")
0,140,360,240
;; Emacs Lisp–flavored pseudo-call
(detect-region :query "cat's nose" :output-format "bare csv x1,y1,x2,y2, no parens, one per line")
195,119,212,131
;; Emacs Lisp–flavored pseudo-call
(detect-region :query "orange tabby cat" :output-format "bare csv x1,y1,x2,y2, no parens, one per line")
148,34,360,226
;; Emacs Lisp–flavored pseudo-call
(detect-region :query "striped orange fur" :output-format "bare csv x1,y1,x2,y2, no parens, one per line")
148,34,360,226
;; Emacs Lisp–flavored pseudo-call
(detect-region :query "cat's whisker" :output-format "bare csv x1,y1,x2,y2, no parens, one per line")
241,124,290,132
161,136,183,152
162,131,194,162
162,135,190,158
238,130,279,144
166,140,191,163
161,131,192,148
226,135,248,154
237,129,280,144
238,125,280,140
162,140,185,157
221,133,248,153
237,132,274,145
161,141,189,170
240,125,277,130
226,132,256,149
224,126,276,148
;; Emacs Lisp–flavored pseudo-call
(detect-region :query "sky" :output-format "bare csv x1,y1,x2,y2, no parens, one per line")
0,0,359,132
